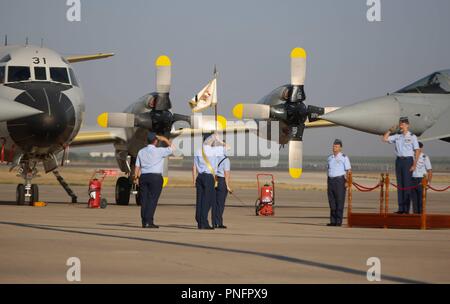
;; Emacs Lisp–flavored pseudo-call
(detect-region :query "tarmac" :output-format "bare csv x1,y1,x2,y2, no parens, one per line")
1,171,450,283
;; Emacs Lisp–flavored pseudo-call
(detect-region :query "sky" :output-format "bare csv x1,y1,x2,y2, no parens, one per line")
1,0,450,156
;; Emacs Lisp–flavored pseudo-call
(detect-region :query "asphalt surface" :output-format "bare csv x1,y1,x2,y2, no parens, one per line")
1,184,449,283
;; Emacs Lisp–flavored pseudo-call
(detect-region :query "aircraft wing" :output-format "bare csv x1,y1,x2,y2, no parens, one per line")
70,127,127,147
419,107,450,142
65,53,114,63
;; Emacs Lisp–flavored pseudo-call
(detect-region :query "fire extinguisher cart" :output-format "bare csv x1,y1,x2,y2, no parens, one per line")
88,169,118,209
255,173,275,216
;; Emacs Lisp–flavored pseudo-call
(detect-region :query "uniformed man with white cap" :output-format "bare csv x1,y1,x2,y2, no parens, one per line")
411,142,432,214
383,117,420,214
192,134,220,230
326,139,351,227
134,132,174,228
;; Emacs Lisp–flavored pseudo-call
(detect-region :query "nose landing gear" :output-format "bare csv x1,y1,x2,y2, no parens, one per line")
15,162,40,205
15,160,77,205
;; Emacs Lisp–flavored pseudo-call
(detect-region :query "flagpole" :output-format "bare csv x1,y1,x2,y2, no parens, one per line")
214,65,218,131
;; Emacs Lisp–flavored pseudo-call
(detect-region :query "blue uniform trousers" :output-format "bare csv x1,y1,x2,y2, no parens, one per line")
196,173,216,228
395,157,414,213
213,177,228,226
327,175,346,225
411,177,423,214
139,173,163,226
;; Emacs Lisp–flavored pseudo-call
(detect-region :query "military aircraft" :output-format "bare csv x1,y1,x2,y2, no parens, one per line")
0,40,114,204
233,47,450,179
89,55,251,205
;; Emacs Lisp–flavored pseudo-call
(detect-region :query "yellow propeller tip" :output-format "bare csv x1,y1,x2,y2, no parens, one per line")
155,55,171,67
217,115,227,130
163,177,169,187
289,168,303,179
290,47,307,59
97,112,108,128
232,104,243,119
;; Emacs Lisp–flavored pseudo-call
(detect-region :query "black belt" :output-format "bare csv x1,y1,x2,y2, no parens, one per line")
328,175,345,180
141,173,162,176
217,176,225,179
397,156,413,159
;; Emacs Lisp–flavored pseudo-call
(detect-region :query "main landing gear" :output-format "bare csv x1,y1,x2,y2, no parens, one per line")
115,176,141,206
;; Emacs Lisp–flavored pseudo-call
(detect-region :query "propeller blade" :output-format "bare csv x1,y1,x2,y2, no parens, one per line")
162,157,169,188
97,112,154,129
155,55,171,94
288,139,303,179
97,112,135,128
232,103,270,120
290,47,307,86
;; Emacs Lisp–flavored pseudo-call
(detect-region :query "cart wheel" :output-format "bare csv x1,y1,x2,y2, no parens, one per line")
255,199,260,216
100,198,107,209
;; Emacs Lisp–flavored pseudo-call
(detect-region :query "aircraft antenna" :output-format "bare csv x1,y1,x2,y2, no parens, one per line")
4,35,7,46
40,38,44,48
25,37,28,45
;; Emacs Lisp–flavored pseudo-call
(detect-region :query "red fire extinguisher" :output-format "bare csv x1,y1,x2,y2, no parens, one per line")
88,178,107,209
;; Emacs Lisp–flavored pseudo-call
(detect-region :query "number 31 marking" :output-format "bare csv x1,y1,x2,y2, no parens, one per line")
32,57,47,64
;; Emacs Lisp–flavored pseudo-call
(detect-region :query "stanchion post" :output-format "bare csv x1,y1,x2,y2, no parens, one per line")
347,171,352,227
421,175,428,230
384,173,390,229
379,173,385,214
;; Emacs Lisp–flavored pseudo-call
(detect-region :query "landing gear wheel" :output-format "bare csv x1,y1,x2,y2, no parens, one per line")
255,199,260,216
16,184,25,206
30,184,39,204
100,198,107,209
135,186,141,206
115,176,131,205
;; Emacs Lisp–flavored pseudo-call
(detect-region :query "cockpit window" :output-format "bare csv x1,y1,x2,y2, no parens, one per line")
34,67,47,80
0,66,5,84
397,71,450,94
50,67,70,84
68,68,79,87
8,66,31,82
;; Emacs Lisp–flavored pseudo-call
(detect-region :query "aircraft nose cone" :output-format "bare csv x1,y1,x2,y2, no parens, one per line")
321,95,400,135
6,83,76,152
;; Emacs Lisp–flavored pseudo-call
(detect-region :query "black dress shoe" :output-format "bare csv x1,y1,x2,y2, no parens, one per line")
216,225,227,229
326,223,336,226
394,211,404,214
199,226,214,230
335,223,342,227
143,223,159,228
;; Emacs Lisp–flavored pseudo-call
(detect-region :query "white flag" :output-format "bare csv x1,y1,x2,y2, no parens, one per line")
189,78,217,112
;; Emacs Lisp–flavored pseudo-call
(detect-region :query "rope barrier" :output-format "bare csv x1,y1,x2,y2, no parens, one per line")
427,184,450,192
352,181,382,192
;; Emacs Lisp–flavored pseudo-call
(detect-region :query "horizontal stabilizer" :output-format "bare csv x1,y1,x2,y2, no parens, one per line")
0,97,43,122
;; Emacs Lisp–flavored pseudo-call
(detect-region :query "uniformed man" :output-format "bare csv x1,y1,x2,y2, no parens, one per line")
326,139,351,227
213,147,232,229
134,132,174,228
383,117,420,214
192,134,220,230
411,142,432,214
